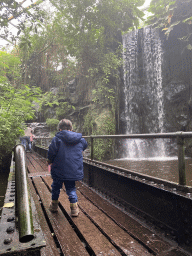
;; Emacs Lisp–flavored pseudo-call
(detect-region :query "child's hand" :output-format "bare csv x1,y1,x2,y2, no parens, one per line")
48,164,51,173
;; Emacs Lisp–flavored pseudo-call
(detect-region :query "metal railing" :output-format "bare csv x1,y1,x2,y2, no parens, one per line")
33,136,53,149
14,144,34,242
35,131,192,186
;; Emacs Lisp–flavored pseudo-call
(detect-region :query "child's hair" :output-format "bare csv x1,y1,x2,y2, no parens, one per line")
58,119,73,131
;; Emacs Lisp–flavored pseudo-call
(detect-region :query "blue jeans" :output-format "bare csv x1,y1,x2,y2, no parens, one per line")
51,179,77,203
20,136,31,151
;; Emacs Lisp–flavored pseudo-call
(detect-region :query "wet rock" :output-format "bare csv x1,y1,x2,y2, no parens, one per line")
29,122,50,137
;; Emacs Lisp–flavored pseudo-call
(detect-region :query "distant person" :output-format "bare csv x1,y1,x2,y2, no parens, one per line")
47,119,88,216
30,129,35,150
20,127,32,152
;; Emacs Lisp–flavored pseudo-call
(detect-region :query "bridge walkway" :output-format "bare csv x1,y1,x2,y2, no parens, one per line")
26,151,190,256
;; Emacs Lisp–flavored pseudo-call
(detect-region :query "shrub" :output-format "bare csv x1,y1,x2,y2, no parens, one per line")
46,118,59,132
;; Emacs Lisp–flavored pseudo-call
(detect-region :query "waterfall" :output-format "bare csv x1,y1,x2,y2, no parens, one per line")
122,26,167,158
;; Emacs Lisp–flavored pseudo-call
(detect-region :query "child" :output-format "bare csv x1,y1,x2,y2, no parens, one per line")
30,129,35,151
20,127,32,152
47,119,88,216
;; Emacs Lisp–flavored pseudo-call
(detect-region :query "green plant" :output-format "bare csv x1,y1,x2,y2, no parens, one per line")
0,51,21,84
0,83,41,164
46,118,59,131
146,0,192,46
0,50,42,166
0,0,45,45
83,108,97,135
39,91,76,121
93,114,115,160
83,108,115,160
55,102,75,120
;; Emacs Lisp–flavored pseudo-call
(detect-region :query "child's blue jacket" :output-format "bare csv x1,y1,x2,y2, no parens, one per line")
48,130,88,181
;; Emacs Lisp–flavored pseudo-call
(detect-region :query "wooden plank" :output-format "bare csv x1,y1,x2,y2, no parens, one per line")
26,155,37,173
43,176,122,256
43,176,154,256
31,153,48,171
28,177,60,256
77,182,186,255
77,191,152,255
26,154,190,256
26,154,50,176
27,153,47,173
162,249,191,256
32,176,89,256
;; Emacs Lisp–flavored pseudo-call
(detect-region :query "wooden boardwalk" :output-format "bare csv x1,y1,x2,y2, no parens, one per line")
26,152,191,256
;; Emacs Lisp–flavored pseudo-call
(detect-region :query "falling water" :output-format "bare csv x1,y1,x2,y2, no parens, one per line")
122,26,167,158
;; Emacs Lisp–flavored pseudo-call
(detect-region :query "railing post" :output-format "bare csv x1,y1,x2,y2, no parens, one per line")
91,136,94,160
176,132,186,186
14,144,34,242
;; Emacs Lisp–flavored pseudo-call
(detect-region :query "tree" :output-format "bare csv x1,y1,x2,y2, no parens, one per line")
49,0,145,108
0,50,21,83
0,0,45,44
17,19,82,91
16,0,145,104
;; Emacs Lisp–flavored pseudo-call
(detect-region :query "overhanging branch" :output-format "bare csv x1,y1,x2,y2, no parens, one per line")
0,35,15,45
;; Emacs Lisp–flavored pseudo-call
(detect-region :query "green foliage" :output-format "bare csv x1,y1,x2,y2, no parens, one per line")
40,92,59,108
83,108,97,135
93,138,114,161
83,108,115,160
101,51,123,82
17,21,82,91
12,0,146,126
0,51,21,84
93,115,115,161
55,102,75,120
0,0,46,45
92,84,116,109
0,50,42,165
89,48,122,114
46,118,59,131
39,91,75,120
39,91,58,119
0,0,146,164
51,0,145,51
146,0,178,33
35,0,145,106
0,83,42,161
146,0,192,48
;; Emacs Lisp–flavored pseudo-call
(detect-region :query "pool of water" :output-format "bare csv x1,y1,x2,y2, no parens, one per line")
106,157,192,187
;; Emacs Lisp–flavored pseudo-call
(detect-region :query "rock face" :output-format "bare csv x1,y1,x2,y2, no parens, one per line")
29,122,50,137
27,122,52,148
121,25,192,158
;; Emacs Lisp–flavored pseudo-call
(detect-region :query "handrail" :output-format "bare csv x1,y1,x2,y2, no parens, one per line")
14,144,34,243
35,131,192,186
85,132,189,186
83,131,192,139
34,131,192,140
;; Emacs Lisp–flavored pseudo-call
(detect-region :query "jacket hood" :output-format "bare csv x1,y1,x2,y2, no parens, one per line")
56,130,82,144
